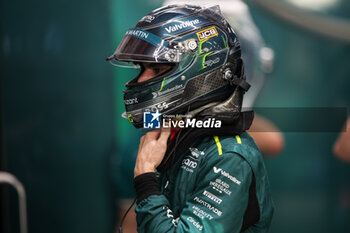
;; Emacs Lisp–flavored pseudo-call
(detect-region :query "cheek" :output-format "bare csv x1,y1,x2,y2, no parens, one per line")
137,69,157,83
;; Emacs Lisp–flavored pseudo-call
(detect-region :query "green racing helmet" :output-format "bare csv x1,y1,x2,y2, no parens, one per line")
107,4,250,128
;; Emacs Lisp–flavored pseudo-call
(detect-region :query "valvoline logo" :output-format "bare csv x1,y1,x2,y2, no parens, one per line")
143,111,161,129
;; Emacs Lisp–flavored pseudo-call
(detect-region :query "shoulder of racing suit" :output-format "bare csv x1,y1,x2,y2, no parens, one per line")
134,132,274,233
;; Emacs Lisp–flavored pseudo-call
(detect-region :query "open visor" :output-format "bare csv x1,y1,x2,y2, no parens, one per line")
107,28,189,67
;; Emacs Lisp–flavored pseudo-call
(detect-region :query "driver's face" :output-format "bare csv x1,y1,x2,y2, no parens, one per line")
137,63,172,83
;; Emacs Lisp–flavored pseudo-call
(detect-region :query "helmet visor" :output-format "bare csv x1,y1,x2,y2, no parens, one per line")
108,28,181,64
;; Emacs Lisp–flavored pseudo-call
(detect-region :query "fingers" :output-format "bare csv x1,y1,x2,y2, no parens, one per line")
142,127,170,145
145,130,161,140
135,127,171,177
159,127,171,143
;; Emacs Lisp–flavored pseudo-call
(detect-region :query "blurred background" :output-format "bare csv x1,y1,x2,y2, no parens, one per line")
1,0,349,233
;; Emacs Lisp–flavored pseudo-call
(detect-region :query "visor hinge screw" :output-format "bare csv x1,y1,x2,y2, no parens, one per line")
181,75,186,80
223,68,233,80
187,40,198,51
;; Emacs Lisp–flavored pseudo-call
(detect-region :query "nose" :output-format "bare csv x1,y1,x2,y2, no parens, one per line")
137,68,157,83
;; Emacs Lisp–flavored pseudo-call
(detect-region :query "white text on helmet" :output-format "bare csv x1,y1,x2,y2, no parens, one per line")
165,19,200,33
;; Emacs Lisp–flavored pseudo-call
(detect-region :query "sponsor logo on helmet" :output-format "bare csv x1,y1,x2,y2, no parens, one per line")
140,15,155,23
165,19,200,33
144,102,169,112
152,84,183,98
124,97,138,105
125,29,149,39
203,57,220,67
197,26,218,41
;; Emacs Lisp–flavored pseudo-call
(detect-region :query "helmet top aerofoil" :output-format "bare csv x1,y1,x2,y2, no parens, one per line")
108,5,250,128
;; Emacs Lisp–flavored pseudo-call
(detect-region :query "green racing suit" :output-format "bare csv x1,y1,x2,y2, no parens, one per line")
133,132,274,233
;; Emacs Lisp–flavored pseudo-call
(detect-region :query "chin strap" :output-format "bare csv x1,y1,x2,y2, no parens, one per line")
222,57,251,91
229,76,251,91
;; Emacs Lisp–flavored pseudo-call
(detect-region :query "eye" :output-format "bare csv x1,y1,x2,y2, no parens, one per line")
153,67,161,74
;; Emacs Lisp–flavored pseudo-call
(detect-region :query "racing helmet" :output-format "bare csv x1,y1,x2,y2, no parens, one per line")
107,5,250,128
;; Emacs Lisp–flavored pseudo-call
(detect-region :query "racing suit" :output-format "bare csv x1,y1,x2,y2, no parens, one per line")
133,132,274,232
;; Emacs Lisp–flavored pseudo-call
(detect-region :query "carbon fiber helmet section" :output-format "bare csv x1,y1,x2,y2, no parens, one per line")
108,5,246,128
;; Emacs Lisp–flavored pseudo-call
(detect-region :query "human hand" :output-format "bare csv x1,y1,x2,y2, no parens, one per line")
134,127,171,177
248,114,284,156
333,117,350,162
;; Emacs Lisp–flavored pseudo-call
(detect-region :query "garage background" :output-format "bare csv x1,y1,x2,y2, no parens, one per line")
1,0,349,232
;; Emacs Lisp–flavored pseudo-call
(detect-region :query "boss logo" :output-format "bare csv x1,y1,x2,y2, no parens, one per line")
144,102,169,112
197,27,218,41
